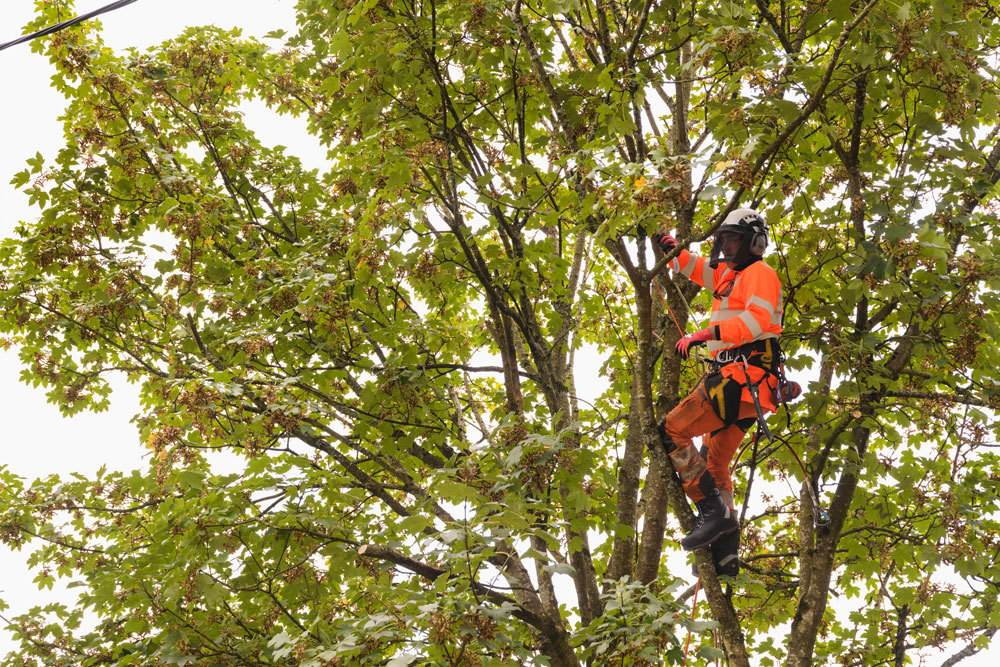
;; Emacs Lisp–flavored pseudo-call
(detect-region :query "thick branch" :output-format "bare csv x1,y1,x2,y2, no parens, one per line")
893,604,909,667
940,626,999,667
885,389,995,408
357,544,544,628
754,0,795,54
510,5,579,152
625,0,655,65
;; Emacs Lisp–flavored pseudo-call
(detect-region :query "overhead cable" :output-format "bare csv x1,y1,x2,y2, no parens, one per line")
0,0,140,53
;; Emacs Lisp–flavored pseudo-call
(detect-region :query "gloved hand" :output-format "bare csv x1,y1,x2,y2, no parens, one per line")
675,328,714,359
651,231,677,254
656,418,676,454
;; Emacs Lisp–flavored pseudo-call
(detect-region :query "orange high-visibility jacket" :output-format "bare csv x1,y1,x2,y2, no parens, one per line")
666,249,783,411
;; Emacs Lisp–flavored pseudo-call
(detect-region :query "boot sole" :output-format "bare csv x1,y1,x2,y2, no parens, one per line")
681,524,739,552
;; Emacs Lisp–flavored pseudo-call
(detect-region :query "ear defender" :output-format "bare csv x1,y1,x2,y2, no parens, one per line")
742,212,767,256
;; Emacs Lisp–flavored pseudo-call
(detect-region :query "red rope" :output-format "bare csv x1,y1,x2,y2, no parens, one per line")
652,278,686,337
683,578,701,666
730,428,760,474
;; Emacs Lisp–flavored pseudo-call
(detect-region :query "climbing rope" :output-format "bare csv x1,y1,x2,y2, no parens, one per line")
682,577,723,667
733,356,830,527
683,578,700,666
651,275,687,341
0,0,140,53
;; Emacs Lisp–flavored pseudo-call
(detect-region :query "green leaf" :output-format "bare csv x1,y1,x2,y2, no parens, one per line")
697,645,726,660
435,479,480,503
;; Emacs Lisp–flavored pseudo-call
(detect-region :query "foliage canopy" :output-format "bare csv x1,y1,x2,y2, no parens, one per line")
2,0,1000,665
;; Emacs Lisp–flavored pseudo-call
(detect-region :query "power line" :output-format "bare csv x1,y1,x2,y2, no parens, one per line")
0,0,140,53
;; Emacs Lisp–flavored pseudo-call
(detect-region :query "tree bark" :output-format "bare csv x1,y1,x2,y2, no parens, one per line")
606,279,655,584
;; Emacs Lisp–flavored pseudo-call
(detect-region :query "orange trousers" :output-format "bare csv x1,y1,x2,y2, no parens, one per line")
661,382,757,503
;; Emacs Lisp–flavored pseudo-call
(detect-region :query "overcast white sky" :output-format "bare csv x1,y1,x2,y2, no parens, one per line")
0,1,996,664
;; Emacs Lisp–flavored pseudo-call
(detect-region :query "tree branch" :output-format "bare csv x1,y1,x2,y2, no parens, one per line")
940,626,999,667
752,0,882,176
754,0,795,54
357,545,557,651
884,389,995,408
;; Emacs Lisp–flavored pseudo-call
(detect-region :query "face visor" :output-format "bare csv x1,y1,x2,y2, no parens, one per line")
709,230,746,268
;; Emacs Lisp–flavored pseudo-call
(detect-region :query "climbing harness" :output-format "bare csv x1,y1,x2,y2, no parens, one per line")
0,0,140,53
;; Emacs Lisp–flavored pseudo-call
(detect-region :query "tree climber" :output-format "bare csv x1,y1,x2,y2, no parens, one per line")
652,209,785,575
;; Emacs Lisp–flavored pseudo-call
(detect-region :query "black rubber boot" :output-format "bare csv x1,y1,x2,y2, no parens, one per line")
680,489,739,551
713,488,740,576
691,528,741,577
711,528,740,576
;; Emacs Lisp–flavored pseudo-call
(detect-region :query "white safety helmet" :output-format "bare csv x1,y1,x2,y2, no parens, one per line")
709,208,769,269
